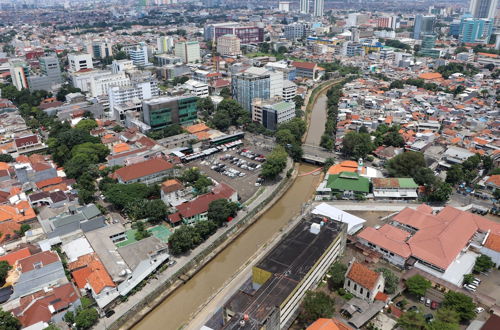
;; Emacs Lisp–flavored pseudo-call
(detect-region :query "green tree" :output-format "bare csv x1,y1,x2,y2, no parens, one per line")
376,268,399,294
328,262,347,289
323,158,335,173
78,189,95,204
397,310,426,330
0,308,21,330
0,154,14,163
386,152,426,178
382,131,405,147
341,131,374,159
169,225,196,255
463,274,474,285
0,260,12,286
426,181,452,203
181,167,202,183
435,308,460,325
442,291,476,322
75,119,98,132
193,220,218,240
405,274,431,297
134,221,151,241
275,129,295,146
261,146,288,180
197,97,215,118
211,110,231,130
43,325,61,330
473,254,494,273
63,311,75,325
298,291,335,325
219,87,231,98
445,164,464,186
293,95,304,109
112,125,124,132
207,199,239,227
414,168,436,186
74,307,99,329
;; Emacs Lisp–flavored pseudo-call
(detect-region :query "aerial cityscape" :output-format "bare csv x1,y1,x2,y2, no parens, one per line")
0,0,499,329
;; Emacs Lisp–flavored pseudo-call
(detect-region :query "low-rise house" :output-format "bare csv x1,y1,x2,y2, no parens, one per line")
480,233,500,267
112,157,174,184
307,318,353,330
344,260,385,302
168,183,237,226
10,283,80,328
29,190,69,208
318,172,370,199
160,179,187,207
484,175,500,192
14,161,57,184
356,205,500,286
70,253,117,304
372,178,418,200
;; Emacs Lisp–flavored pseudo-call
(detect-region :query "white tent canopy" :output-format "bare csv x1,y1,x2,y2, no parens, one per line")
312,203,366,235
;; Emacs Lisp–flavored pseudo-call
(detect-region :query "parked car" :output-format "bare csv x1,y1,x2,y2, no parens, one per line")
408,306,419,312
430,301,439,310
425,299,431,307
424,314,434,323
168,260,176,266
475,307,485,313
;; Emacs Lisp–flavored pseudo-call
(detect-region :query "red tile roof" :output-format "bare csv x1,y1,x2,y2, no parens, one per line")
346,262,381,290
171,183,235,221
307,318,353,330
18,251,59,273
161,179,184,194
35,176,63,189
14,135,39,148
293,61,317,70
0,247,31,266
484,233,500,252
113,158,173,182
12,283,79,328
71,255,115,294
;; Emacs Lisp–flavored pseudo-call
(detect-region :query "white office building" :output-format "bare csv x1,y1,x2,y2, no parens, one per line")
217,34,241,56
157,36,174,54
68,53,93,72
129,43,150,67
109,80,159,121
112,59,135,74
182,79,209,98
252,97,295,130
174,41,201,63
9,59,29,91
299,0,309,13
282,80,297,102
313,0,324,17
70,70,130,97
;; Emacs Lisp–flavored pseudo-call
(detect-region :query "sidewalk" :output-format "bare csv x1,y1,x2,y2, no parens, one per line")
98,158,294,330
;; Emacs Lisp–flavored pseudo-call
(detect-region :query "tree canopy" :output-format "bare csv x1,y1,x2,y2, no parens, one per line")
0,308,21,330
442,291,476,322
405,274,431,297
341,131,374,160
261,145,288,180
207,199,239,227
298,291,335,325
376,268,399,294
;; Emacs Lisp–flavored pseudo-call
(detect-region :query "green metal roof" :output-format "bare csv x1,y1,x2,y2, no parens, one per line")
272,101,295,112
326,172,370,193
398,178,419,188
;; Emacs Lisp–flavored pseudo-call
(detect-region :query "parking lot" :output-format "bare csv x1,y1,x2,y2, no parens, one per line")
190,145,270,202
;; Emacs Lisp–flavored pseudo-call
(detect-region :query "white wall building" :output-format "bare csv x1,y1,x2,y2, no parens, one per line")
112,59,135,74
109,80,159,121
68,53,93,72
344,260,385,302
157,36,174,54
182,79,209,98
129,43,150,67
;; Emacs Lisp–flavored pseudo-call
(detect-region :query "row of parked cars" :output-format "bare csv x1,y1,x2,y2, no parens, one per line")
239,149,266,162
220,154,262,171
210,162,246,178
463,277,482,292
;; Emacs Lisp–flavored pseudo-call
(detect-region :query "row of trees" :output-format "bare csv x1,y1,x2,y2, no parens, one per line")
386,151,453,202
320,84,344,150
274,118,307,161
389,78,441,92
445,154,493,186
260,145,288,180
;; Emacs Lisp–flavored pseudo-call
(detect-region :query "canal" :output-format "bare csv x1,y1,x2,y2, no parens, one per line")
134,88,330,330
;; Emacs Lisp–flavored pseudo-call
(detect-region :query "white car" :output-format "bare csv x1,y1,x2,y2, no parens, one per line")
475,307,485,313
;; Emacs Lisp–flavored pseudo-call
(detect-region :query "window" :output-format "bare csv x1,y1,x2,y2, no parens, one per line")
354,284,357,291
348,280,351,286
367,291,370,298
33,261,43,269
360,288,363,294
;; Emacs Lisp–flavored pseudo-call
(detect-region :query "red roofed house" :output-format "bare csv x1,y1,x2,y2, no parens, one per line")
70,253,117,301
307,318,353,330
485,175,500,191
292,61,321,80
356,205,500,286
168,183,237,225
11,283,80,328
0,247,32,266
344,259,385,302
14,134,43,152
112,157,175,184
480,233,500,267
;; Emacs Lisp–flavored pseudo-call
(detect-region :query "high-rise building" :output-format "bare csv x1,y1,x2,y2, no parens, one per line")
28,56,63,92
142,95,198,130
459,17,494,43
68,53,93,72
313,0,323,17
413,15,436,39
469,0,498,19
174,41,201,63
205,23,264,44
156,36,174,54
232,67,283,111
347,13,370,27
284,23,307,40
109,79,159,121
377,16,398,30
299,0,308,14
9,59,29,91
216,35,241,56
252,97,296,131
278,1,290,12
88,40,113,59
129,43,150,67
